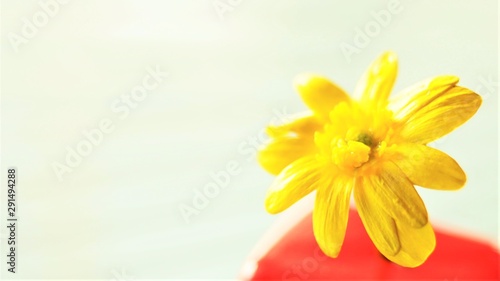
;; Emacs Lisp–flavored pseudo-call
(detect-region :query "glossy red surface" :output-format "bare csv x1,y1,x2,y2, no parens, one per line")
240,209,499,280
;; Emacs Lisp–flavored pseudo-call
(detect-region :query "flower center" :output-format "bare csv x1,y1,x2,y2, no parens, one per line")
315,102,395,172
356,132,373,146
331,136,372,170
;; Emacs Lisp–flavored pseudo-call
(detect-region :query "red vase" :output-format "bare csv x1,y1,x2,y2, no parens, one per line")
239,208,499,280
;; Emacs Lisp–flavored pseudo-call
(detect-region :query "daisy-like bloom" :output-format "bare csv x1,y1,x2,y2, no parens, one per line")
258,51,482,267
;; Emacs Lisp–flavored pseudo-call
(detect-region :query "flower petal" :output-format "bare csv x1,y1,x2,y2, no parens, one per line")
354,180,400,255
384,221,436,268
355,51,398,107
260,115,321,175
294,74,350,121
313,175,353,257
355,172,436,267
388,75,459,118
266,114,321,139
265,156,329,214
387,143,466,190
368,161,428,227
392,84,482,144
258,136,317,175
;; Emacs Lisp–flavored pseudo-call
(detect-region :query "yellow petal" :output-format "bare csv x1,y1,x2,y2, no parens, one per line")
313,175,353,257
355,162,435,267
388,75,459,118
393,84,482,144
265,156,328,214
354,180,401,255
266,114,321,139
354,180,436,267
260,115,321,175
258,136,317,175
384,221,436,268
355,51,398,108
365,161,428,227
294,74,350,121
387,143,466,190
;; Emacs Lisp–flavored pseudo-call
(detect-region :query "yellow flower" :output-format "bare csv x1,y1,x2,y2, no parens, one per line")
258,51,482,267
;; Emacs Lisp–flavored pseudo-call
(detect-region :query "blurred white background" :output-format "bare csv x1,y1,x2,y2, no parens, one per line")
1,0,498,279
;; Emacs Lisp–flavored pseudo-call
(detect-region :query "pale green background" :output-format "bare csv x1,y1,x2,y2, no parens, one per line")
1,0,498,279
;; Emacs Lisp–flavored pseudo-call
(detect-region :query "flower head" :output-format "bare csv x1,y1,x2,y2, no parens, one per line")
258,52,482,267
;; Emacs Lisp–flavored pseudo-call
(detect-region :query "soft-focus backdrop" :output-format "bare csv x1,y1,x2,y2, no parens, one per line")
1,0,498,279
